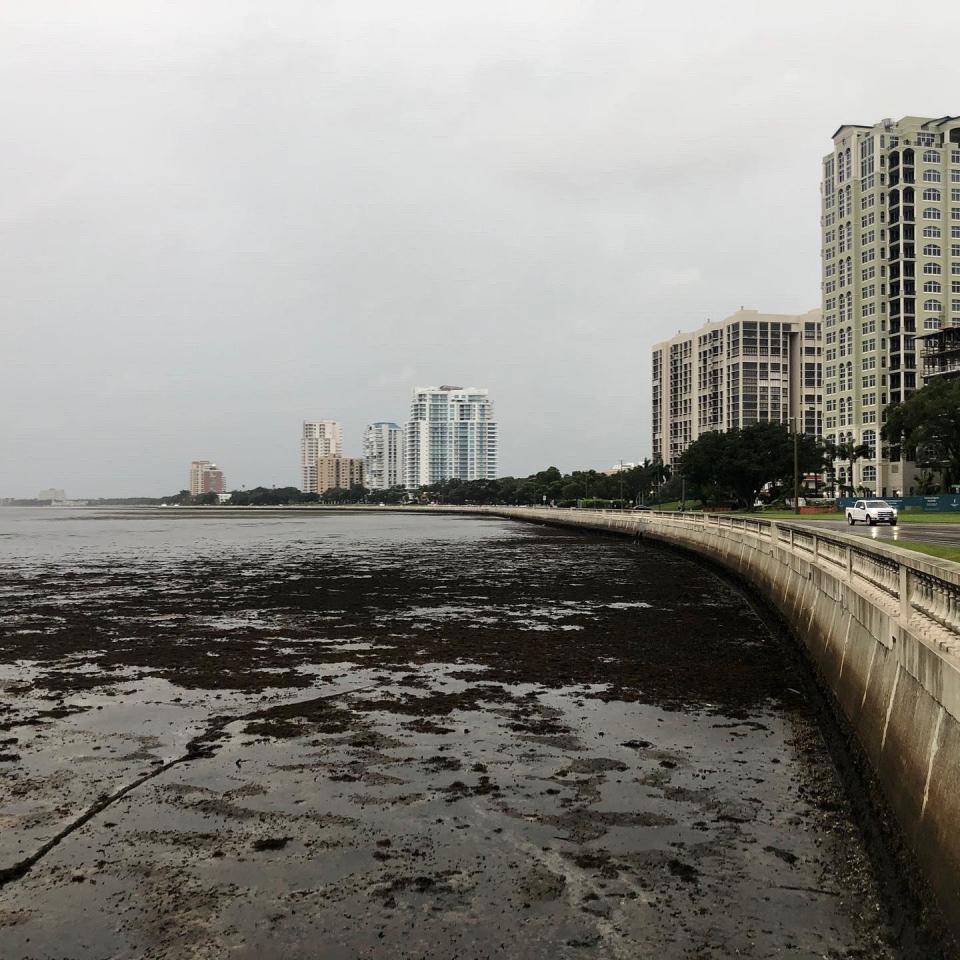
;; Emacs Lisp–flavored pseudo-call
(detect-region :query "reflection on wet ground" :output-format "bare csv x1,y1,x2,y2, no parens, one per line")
0,509,943,958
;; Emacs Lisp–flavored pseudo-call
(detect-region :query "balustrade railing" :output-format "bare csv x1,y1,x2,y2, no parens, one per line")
482,505,960,640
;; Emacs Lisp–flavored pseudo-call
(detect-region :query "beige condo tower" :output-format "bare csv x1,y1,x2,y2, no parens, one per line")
821,115,960,495
651,308,822,467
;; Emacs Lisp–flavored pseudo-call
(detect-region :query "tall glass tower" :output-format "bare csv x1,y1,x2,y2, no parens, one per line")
403,386,498,489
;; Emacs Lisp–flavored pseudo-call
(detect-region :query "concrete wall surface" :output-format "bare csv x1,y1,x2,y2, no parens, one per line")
452,506,960,940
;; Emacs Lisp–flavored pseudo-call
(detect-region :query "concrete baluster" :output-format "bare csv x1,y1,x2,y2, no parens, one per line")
899,564,911,621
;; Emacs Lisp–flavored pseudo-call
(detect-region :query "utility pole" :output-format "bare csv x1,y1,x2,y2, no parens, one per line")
794,417,800,516
899,430,907,498
619,460,624,508
681,474,686,512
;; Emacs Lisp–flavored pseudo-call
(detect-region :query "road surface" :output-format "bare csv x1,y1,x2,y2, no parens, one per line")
812,518,960,547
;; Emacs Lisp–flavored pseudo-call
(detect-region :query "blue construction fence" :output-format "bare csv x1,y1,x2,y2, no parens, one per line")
836,495,960,512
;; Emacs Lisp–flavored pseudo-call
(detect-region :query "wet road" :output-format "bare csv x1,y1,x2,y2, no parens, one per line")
812,519,960,547
0,508,948,959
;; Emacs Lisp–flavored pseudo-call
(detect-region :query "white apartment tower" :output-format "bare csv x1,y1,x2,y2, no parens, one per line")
300,420,343,494
821,115,960,495
363,422,404,491
651,308,822,467
404,386,498,489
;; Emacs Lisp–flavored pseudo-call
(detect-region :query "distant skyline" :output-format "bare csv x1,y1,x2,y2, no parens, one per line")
2,1,959,496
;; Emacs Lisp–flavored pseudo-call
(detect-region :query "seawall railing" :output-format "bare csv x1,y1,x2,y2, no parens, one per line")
467,506,960,643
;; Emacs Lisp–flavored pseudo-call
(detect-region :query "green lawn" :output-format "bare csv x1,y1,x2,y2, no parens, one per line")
894,512,960,523
890,541,960,564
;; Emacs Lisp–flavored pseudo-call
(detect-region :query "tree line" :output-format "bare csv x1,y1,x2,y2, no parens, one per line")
156,378,959,509
677,377,960,508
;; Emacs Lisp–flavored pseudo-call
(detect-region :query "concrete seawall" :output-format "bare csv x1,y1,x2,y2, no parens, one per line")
460,506,960,940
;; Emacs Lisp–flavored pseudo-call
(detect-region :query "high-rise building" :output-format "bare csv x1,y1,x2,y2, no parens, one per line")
301,420,343,493
403,386,498,488
651,308,822,467
189,460,226,495
821,115,960,495
363,422,404,490
316,455,364,494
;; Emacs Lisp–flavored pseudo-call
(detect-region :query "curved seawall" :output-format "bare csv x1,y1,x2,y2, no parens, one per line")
466,506,960,941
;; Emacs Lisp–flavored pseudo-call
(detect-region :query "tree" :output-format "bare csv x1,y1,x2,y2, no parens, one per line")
679,422,827,509
883,378,960,491
825,439,872,497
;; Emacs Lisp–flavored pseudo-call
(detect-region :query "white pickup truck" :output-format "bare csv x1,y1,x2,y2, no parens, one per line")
846,499,898,526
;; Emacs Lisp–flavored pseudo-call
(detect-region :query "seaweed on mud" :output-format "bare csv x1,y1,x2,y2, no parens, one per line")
241,695,358,739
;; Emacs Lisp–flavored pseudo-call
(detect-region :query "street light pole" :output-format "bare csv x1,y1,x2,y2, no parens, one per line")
900,430,907,498
619,459,624,508
794,418,800,516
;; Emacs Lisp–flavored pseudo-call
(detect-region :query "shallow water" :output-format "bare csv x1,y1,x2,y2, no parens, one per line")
0,507,939,958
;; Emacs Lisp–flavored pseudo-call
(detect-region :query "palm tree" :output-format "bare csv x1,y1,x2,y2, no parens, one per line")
826,439,871,497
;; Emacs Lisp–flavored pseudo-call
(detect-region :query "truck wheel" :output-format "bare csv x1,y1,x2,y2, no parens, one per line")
868,516,876,526
847,515,855,525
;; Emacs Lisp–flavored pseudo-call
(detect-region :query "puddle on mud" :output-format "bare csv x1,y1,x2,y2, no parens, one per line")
0,508,945,958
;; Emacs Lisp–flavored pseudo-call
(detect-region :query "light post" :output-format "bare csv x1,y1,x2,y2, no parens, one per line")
619,459,624,508
793,417,800,516
900,430,907,498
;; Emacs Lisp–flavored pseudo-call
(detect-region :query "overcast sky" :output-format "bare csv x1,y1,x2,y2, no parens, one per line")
2,1,958,496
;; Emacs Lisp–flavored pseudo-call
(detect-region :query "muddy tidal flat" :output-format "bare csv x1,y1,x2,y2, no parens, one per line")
0,507,943,959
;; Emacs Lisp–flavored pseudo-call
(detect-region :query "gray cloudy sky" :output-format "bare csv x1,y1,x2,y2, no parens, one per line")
2,1,958,496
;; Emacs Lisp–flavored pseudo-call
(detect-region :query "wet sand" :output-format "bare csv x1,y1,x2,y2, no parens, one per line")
0,508,947,958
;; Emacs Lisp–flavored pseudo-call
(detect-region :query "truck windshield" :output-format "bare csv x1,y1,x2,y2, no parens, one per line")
866,501,891,508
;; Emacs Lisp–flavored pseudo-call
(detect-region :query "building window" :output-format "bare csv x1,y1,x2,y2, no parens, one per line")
923,187,942,202
923,150,941,163
923,225,942,238
923,262,942,274
924,207,942,220
924,280,942,292
923,244,942,256
923,169,942,182
923,299,943,311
